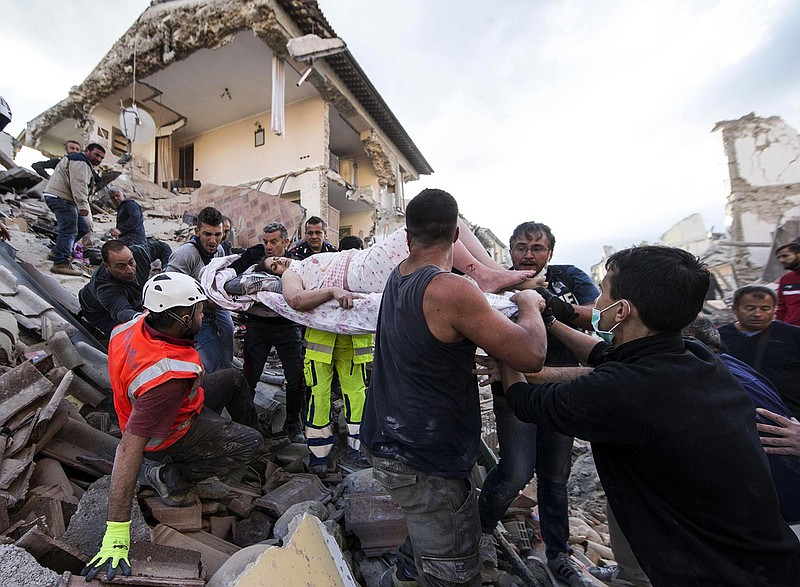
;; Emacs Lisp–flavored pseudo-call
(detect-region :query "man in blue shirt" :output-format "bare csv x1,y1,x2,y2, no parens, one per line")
478,221,597,586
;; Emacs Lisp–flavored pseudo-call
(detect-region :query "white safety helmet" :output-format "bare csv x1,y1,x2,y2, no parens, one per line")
142,272,206,313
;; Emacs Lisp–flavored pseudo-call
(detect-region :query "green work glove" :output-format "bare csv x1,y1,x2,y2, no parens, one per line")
82,520,132,581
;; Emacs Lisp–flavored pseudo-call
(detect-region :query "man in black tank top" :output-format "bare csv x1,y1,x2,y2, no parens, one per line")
361,189,548,587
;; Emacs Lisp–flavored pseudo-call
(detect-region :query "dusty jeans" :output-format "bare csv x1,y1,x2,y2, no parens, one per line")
146,407,264,491
369,452,482,587
145,369,265,490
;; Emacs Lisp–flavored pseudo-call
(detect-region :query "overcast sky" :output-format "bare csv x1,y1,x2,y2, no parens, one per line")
3,0,800,273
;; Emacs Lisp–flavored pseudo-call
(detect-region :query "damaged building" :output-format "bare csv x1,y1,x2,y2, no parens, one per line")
593,112,800,311
21,0,433,246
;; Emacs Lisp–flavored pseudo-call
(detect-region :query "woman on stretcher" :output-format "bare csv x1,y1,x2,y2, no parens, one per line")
258,219,544,311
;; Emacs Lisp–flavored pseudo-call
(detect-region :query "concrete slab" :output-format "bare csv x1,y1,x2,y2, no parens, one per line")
152,524,230,582
14,526,88,574
73,342,111,391
61,475,151,557
33,369,71,442
129,541,202,580
38,417,118,477
143,495,203,531
206,543,271,587
29,458,74,499
229,513,358,587
46,331,84,371
0,361,53,427
0,266,18,296
273,500,328,541
254,474,332,517
344,493,408,557
1,284,51,317
0,543,61,587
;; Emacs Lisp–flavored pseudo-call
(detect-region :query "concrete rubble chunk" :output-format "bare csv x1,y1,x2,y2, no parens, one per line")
143,495,203,531
231,510,273,547
33,371,72,442
14,526,88,574
39,418,118,477
254,473,332,517
273,500,328,542
61,476,150,557
0,284,51,317
152,524,229,582
18,261,81,316
183,530,240,556
342,467,382,494
29,459,74,499
229,513,358,587
45,332,84,371
0,361,53,427
343,493,408,557
128,541,202,580
73,342,111,391
0,266,18,296
0,543,61,587
206,543,271,587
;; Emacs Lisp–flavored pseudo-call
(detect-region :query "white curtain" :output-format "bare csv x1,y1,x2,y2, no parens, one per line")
271,56,286,136
156,135,174,187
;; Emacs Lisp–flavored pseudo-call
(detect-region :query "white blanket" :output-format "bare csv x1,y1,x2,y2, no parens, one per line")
200,255,518,335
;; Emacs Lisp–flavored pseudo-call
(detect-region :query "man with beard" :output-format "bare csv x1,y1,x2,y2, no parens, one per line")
776,243,800,327
167,207,233,372
82,272,265,582
79,239,171,339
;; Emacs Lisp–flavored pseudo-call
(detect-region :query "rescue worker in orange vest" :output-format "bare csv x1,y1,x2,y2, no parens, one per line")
83,272,266,581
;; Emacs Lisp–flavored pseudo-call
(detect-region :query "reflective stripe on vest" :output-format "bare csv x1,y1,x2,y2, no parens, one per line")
127,357,203,402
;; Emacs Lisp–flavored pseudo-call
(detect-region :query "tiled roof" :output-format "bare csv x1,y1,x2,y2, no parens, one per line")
276,0,433,175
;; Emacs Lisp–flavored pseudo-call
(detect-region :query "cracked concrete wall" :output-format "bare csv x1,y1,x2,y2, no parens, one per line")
714,113,800,270
660,213,710,258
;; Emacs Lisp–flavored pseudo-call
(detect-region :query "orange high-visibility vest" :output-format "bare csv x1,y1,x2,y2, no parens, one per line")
109,315,204,451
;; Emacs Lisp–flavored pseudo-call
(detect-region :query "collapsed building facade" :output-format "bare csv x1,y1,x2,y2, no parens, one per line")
22,0,433,247
593,112,800,308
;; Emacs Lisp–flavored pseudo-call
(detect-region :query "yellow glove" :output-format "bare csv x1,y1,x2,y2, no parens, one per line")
82,520,132,581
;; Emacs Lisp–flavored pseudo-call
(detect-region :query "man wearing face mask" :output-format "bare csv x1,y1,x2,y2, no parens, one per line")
499,246,800,587
478,221,597,586
83,272,266,582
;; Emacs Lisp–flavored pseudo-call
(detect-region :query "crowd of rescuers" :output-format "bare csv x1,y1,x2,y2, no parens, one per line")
71,192,800,585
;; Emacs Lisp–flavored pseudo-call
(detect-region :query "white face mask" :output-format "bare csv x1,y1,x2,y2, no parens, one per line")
591,300,624,344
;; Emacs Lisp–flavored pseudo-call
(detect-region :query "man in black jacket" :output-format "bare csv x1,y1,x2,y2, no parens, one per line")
108,187,147,246
501,246,800,586
79,239,172,339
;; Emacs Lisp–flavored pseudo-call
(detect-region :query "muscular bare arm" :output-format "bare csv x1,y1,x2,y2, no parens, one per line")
107,432,149,521
426,275,547,373
281,269,361,311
